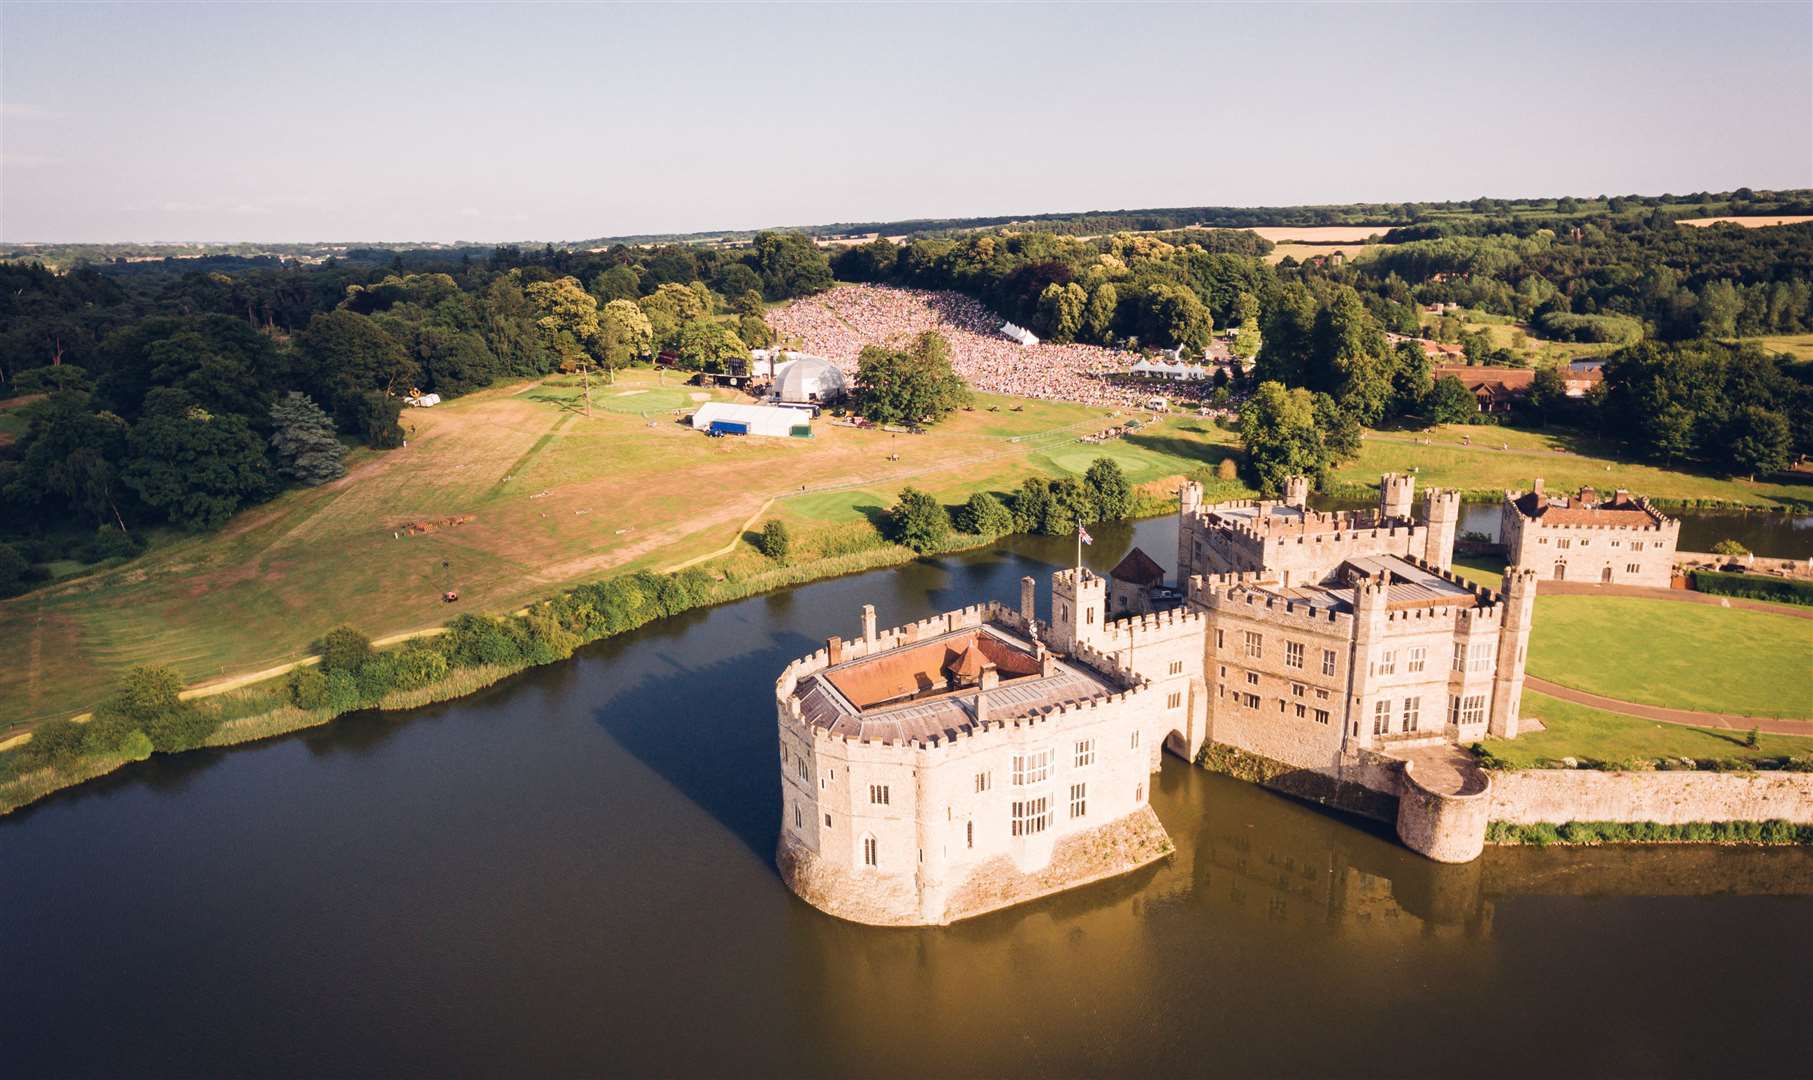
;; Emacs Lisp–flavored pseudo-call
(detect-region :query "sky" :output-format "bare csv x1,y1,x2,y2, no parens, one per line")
2,1,1810,244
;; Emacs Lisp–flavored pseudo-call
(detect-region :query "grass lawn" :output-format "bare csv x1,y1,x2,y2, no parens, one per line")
1527,596,1813,719
0,370,1243,736
1336,424,1809,509
1484,691,1813,767
1736,333,1813,361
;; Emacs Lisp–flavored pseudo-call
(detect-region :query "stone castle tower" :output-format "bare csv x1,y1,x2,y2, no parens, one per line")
1421,488,1461,570
1489,567,1538,738
1380,472,1416,520
1049,568,1105,655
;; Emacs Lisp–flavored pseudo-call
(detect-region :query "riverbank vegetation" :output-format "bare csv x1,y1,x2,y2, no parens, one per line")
1485,819,1813,846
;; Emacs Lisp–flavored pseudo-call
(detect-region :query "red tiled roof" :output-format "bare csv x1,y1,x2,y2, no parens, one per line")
1434,365,1537,392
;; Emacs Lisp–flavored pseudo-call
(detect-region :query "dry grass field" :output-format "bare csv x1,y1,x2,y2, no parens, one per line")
1245,226,1392,243
1678,216,1813,228
0,371,1237,735
1263,242,1381,266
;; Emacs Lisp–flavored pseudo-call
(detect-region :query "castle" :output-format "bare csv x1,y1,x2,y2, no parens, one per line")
775,474,1540,926
1501,479,1680,588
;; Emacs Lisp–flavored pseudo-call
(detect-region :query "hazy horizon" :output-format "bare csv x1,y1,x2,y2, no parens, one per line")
4,1,1810,245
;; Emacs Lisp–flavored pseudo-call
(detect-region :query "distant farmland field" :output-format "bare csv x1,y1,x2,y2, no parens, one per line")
1678,215,1813,228
1246,225,1391,243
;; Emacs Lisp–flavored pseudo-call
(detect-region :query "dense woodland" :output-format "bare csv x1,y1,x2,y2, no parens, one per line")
3,190,1811,591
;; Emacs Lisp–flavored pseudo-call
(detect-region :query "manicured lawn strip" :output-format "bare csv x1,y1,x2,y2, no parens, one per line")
1525,596,1813,719
1484,691,1813,767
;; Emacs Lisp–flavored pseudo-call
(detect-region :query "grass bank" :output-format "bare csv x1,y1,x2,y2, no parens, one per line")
1486,820,1813,846
1481,691,1813,770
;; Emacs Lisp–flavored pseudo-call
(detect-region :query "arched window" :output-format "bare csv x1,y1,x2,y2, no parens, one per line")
861,834,878,868
1553,560,1567,580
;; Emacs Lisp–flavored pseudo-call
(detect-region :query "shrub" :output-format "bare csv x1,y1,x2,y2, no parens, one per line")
889,487,951,553
116,730,154,762
91,665,215,753
1690,570,1813,606
86,524,140,562
1711,538,1750,557
755,520,792,561
356,654,400,702
1215,457,1238,482
444,614,526,668
323,671,363,713
954,492,1014,537
142,706,218,753
316,625,373,674
391,644,449,691
0,542,29,598
287,666,330,709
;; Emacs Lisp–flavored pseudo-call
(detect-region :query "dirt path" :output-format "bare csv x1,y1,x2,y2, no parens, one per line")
1524,676,1813,735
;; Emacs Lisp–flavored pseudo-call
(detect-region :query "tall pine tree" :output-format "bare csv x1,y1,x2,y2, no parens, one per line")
269,391,347,486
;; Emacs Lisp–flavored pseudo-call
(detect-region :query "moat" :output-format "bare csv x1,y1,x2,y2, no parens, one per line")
3,518,1809,1077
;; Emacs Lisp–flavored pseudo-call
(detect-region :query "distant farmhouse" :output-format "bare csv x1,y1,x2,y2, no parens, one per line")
775,474,1544,925
1501,479,1680,587
1432,365,1603,413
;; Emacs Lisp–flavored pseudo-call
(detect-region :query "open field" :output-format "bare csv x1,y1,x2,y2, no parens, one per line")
0,371,1237,736
1337,425,1811,508
1264,242,1380,266
1737,333,1813,361
1450,556,1812,721
1419,307,1617,366
1485,691,1813,768
1678,216,1813,228
1246,226,1391,243
1525,596,1813,720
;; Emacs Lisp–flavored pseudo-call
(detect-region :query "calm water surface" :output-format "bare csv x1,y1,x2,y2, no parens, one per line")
4,519,1810,1078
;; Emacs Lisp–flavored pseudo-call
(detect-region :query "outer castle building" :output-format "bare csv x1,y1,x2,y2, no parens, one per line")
775,474,1541,926
1500,478,1680,588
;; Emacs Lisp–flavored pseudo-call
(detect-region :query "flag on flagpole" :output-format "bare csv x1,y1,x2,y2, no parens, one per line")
1078,525,1094,545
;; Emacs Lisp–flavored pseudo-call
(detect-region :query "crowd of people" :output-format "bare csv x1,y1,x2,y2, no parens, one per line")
767,285,1210,410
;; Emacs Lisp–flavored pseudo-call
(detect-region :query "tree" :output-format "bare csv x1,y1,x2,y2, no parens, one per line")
588,265,640,303
1426,375,1478,425
1040,477,1095,536
1390,340,1432,416
737,314,777,349
751,231,834,299
317,625,372,674
1711,538,1750,557
955,491,1014,536
755,520,791,561
1038,282,1087,343
1139,282,1213,353
1725,406,1791,479
297,309,418,429
1232,291,1262,359
1238,381,1326,496
94,665,213,754
1255,283,1317,387
852,331,971,426
268,392,346,486
1312,393,1362,461
674,320,747,373
1082,283,1118,344
598,300,654,379
1012,477,1050,534
1308,286,1392,425
122,389,273,530
1523,366,1569,425
889,487,951,552
0,543,28,597
1083,458,1133,521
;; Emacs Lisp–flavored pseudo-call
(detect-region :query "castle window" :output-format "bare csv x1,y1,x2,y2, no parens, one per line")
1315,688,1329,700
1321,649,1336,677
1556,537,1572,550
1086,607,1094,625
1166,691,1183,709
1403,696,1421,732
1215,629,1224,651
1012,748,1052,787
1131,729,1141,749
1449,694,1488,727
1452,643,1465,673
796,758,808,781
1631,541,1644,552
1468,642,1491,673
1294,703,1307,719
1627,563,1640,575
975,771,992,793
1246,671,1259,686
869,784,890,806
1011,797,1050,837
1070,783,1087,819
1243,692,1260,709
1408,646,1426,673
1373,699,1391,735
1377,650,1397,676
1074,739,1096,768
863,835,878,867
1313,708,1330,725
825,813,832,828
1136,782,1144,803
793,804,802,830
1291,682,1305,697
1285,641,1304,669
1168,660,1184,676
967,820,973,848
1243,631,1263,658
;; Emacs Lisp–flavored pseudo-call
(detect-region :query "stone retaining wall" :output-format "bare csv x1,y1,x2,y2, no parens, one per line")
1487,769,1813,827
